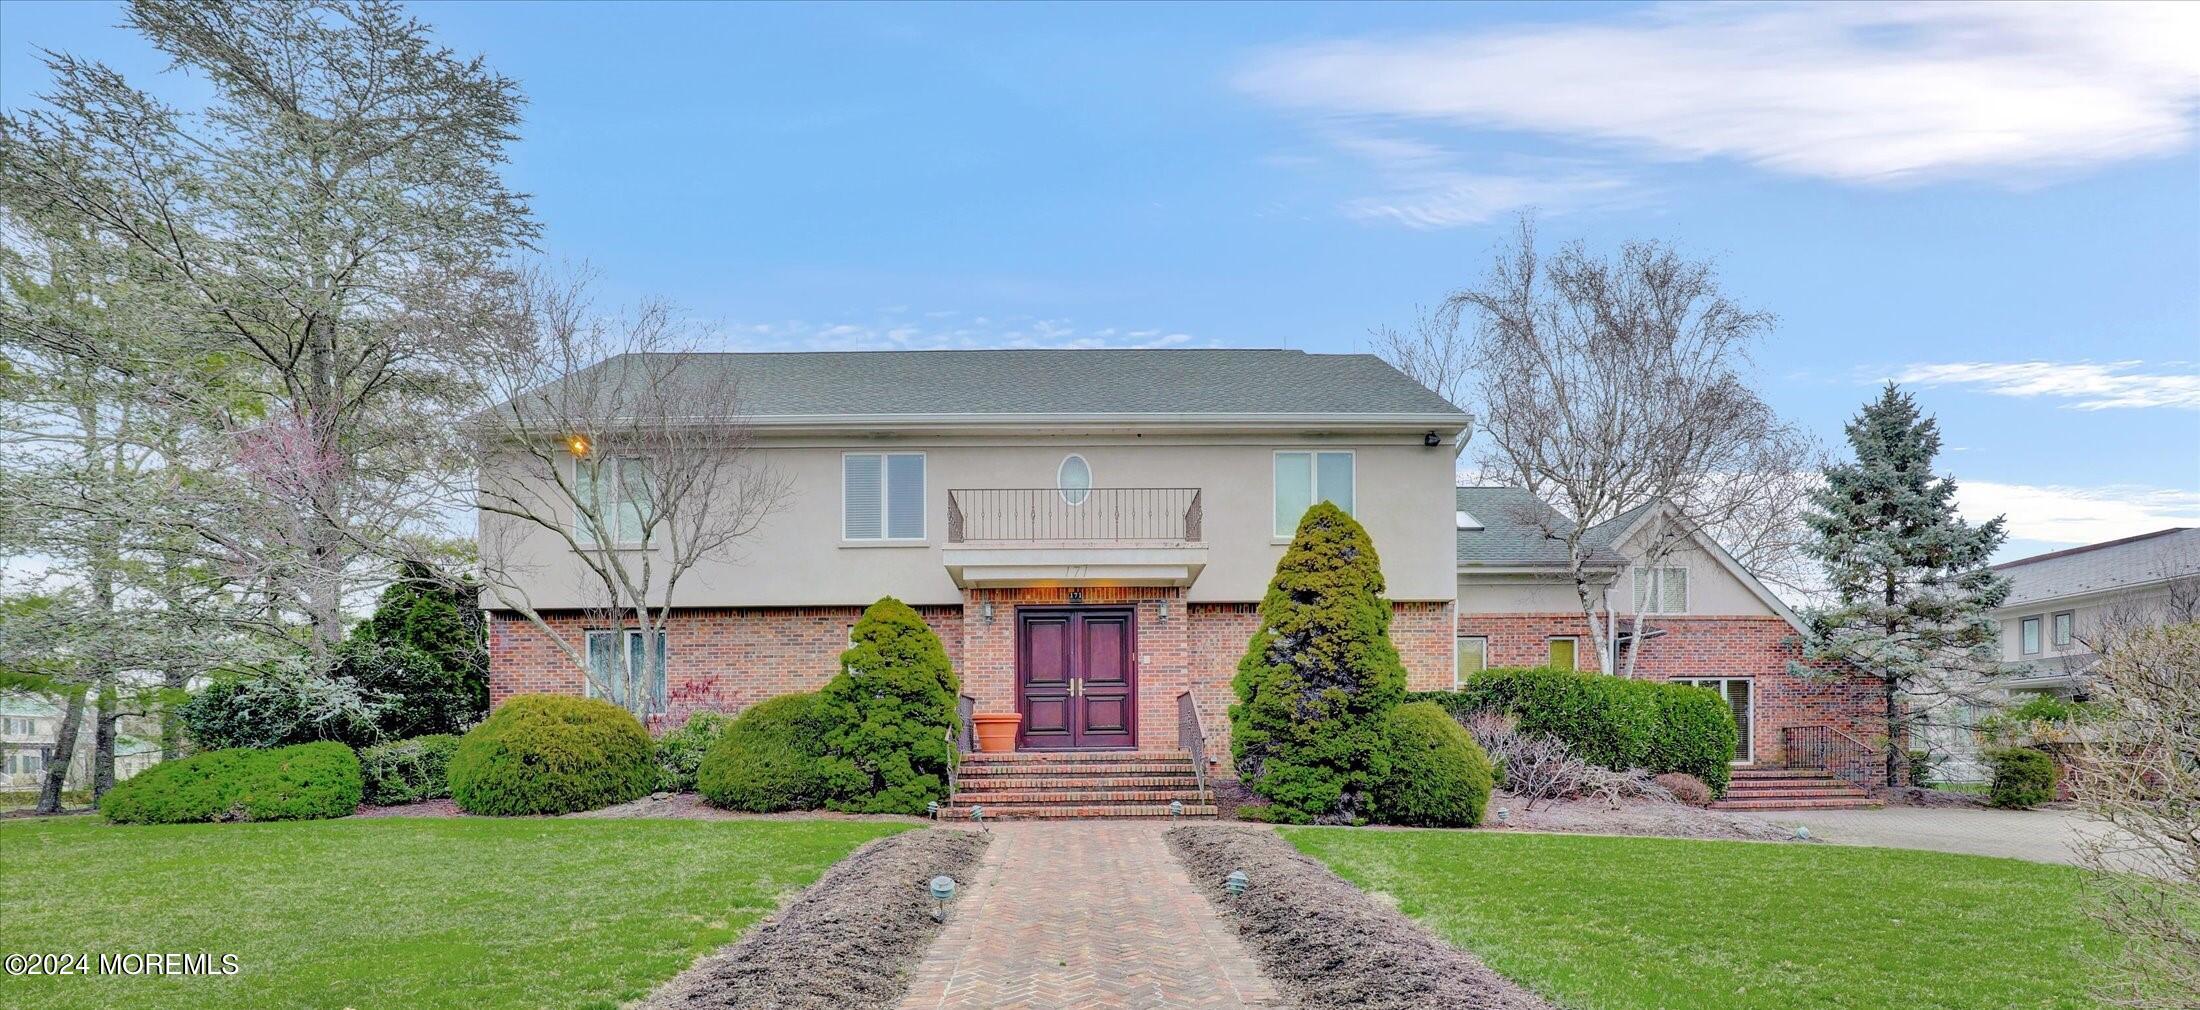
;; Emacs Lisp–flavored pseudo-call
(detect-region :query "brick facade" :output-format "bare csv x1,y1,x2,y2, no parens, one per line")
1455,611,1886,773
487,595,1455,782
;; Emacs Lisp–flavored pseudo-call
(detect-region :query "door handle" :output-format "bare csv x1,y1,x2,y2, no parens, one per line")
1070,677,1082,698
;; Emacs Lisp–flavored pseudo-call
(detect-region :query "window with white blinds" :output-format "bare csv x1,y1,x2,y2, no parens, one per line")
1632,565,1689,613
845,452,926,541
574,455,652,545
1273,450,1354,537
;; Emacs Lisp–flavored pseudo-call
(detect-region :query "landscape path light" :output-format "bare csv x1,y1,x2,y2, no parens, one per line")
929,875,957,921
1224,870,1248,897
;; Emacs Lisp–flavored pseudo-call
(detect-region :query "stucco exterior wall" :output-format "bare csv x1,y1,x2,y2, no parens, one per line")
480,431,1460,611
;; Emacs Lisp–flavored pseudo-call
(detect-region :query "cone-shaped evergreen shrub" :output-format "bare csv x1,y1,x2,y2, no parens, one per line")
447,694,657,815
1377,701,1495,827
698,692,831,811
815,597,960,814
1230,501,1407,824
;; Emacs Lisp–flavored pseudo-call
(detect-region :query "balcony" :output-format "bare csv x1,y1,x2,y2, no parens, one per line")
942,487,1207,588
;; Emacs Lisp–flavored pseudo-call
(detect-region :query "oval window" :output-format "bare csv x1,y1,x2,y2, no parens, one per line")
1058,455,1092,506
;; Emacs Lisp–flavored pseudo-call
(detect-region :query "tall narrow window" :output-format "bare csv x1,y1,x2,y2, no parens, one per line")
1547,637,1578,670
585,628,667,714
1674,678,1754,762
2051,611,2074,648
1632,566,1689,614
1455,636,1488,687
844,452,926,541
1273,451,1354,537
2020,616,2041,655
574,456,652,545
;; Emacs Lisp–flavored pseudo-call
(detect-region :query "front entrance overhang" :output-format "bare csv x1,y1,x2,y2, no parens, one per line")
942,543,1207,588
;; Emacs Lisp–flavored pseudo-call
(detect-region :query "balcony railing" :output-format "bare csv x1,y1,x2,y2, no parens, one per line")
947,488,1202,544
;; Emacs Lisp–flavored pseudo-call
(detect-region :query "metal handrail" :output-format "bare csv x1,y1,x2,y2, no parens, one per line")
1780,723,1883,789
1177,690,1210,804
946,694,976,799
946,488,1203,543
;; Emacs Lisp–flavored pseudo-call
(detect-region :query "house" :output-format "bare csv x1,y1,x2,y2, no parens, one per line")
1990,527,2200,697
480,348,1896,812
0,693,162,796
483,349,1470,810
1453,486,1889,800
1909,528,2200,783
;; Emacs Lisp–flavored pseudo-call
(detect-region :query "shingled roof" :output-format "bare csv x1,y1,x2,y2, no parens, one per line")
550,349,1468,422
1454,486,1635,568
1993,527,2200,608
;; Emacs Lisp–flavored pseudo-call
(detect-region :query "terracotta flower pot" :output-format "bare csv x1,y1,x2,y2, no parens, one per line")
972,713,1021,753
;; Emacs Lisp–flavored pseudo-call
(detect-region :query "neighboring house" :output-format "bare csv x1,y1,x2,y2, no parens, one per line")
483,349,1470,777
0,694,162,795
1452,487,1885,780
1991,527,2200,697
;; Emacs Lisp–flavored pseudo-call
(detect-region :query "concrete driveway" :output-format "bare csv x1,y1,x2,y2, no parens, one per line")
1779,805,2106,868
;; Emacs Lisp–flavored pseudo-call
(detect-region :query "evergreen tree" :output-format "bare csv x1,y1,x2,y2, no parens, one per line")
815,597,960,814
1231,501,1407,824
1796,385,2011,785
331,562,488,739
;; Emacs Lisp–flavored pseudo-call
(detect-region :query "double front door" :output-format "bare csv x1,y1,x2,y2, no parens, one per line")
1017,607,1136,750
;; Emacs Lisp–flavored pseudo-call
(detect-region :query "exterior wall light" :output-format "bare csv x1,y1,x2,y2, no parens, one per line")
1224,870,1249,896
566,433,593,458
1157,600,1170,623
981,601,995,624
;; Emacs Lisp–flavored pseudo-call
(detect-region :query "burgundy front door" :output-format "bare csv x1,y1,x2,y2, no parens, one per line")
1017,607,1136,750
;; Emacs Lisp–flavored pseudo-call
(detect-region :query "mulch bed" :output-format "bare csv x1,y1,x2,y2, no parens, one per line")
639,827,990,1010
1487,792,1803,842
1873,786,1991,809
1167,825,1557,1010
351,793,924,822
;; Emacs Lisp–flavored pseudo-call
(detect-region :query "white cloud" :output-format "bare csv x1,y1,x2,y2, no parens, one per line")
1321,131,1634,228
1957,480,2200,546
1238,3,2200,186
1891,360,2200,410
722,313,1204,352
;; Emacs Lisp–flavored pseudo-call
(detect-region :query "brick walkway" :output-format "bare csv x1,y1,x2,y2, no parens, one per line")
899,822,1282,1009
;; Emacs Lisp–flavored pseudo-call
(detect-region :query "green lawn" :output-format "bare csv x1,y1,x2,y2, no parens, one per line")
0,815,906,1010
1284,827,2110,1010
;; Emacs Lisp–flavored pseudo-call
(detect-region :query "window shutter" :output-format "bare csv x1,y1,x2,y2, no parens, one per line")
844,454,883,540
886,454,925,540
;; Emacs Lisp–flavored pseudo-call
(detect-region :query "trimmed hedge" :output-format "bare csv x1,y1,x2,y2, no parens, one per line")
698,693,831,812
815,597,961,815
1376,701,1495,828
1414,666,1737,792
359,734,461,805
448,695,658,816
99,742,363,824
1987,747,2057,809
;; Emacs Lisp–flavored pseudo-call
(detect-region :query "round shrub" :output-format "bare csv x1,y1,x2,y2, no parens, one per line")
1376,701,1494,828
99,742,362,824
1649,685,1737,793
699,693,831,812
1987,746,2057,809
359,734,461,805
655,711,736,793
448,695,657,815
1653,772,1714,807
815,597,961,815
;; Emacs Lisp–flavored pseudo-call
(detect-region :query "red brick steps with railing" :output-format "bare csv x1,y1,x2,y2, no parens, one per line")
1712,767,1882,811
943,751,1218,820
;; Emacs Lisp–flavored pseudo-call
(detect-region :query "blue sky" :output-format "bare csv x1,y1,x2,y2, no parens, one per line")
5,1,2196,560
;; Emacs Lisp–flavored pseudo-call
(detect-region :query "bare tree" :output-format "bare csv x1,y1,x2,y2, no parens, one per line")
1371,303,1473,413
2068,620,2200,1009
1449,217,1815,675
458,269,787,717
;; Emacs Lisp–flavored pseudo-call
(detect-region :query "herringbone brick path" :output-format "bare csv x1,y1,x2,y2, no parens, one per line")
899,822,1281,1009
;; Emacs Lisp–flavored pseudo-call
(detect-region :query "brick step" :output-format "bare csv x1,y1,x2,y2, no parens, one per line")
955,780,1200,796
1725,779,1856,790
1713,797,1883,811
950,789,1203,805
939,803,1218,820
959,774,1205,792
958,762,1198,778
963,750,1192,762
